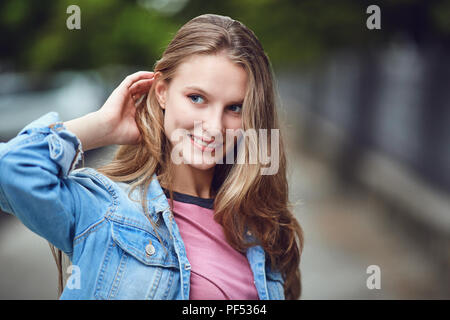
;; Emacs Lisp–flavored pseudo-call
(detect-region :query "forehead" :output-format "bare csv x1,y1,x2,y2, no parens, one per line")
171,54,248,101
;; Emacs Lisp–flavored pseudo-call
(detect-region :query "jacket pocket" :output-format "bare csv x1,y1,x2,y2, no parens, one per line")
94,220,179,300
111,220,178,268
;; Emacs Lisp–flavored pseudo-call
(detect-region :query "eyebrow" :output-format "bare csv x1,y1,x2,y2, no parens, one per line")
184,86,244,105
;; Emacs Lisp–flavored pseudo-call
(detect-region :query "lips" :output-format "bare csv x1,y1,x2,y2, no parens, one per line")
189,134,214,144
188,134,222,148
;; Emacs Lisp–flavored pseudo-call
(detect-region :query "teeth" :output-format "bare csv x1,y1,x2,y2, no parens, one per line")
189,134,215,147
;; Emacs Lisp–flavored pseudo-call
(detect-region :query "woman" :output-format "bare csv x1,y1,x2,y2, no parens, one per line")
0,14,303,300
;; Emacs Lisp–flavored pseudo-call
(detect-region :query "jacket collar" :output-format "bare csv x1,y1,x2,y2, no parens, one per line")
146,173,171,222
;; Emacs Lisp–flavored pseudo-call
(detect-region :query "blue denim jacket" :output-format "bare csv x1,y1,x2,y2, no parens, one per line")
0,112,285,300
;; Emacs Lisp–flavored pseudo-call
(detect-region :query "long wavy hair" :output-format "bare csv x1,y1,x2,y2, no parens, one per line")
51,13,304,300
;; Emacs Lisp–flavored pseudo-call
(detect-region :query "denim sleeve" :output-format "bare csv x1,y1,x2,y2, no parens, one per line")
0,112,88,255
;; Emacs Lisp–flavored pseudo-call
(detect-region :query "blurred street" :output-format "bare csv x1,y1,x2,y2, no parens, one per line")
288,147,447,299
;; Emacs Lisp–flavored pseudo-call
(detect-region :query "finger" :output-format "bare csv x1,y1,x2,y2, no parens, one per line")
121,71,154,89
129,78,154,96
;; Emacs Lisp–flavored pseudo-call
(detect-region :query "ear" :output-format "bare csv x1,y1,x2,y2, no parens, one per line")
154,72,168,110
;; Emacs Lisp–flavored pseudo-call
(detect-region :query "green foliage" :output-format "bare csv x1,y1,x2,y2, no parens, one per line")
0,0,447,72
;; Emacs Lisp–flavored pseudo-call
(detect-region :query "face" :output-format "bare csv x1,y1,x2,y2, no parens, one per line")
154,53,247,170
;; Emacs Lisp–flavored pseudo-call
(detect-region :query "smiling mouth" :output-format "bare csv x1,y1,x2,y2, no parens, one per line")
188,134,222,150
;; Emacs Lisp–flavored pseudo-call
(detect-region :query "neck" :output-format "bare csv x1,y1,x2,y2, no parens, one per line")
169,163,215,199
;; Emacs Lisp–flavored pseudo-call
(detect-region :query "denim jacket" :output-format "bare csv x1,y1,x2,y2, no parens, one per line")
0,112,285,300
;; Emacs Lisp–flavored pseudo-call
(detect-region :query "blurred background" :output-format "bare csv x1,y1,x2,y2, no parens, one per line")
0,0,449,299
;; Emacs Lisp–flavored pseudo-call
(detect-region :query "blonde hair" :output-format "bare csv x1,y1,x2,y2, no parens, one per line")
51,13,304,300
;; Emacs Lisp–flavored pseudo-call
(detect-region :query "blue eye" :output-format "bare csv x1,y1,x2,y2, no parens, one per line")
228,105,242,113
188,94,205,104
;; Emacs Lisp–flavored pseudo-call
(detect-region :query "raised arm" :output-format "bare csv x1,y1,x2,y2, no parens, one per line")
0,71,155,255
64,70,155,151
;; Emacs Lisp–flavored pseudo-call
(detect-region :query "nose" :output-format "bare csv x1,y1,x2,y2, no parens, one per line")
202,105,224,139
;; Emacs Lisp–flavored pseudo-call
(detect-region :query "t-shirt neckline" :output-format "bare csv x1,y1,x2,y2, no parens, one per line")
162,187,214,209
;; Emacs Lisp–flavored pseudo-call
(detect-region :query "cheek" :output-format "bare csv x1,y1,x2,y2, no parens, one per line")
225,117,243,136
223,125,242,151
163,103,197,142
224,116,243,133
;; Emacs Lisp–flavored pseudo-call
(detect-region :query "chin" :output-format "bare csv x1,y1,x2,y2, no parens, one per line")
184,157,217,171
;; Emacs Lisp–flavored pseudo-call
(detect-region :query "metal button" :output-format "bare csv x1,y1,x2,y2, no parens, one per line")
145,242,156,256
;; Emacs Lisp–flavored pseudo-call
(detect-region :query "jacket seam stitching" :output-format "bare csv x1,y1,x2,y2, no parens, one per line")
71,168,119,242
105,213,161,237
162,267,174,299
147,265,163,299
109,251,128,298
94,237,114,299
73,217,107,245
0,132,46,160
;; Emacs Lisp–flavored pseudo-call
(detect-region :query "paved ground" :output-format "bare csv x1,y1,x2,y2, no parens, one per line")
288,146,446,299
0,145,447,299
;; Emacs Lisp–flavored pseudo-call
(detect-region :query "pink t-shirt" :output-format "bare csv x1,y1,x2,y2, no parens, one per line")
163,188,259,300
